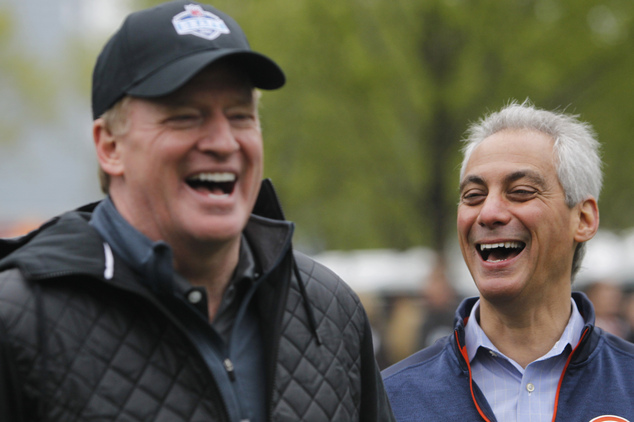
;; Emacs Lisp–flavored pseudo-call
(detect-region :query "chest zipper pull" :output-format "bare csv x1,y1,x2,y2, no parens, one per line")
223,358,236,381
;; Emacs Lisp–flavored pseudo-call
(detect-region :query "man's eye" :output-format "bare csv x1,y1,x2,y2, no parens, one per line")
230,110,256,120
229,112,257,127
511,188,537,195
164,114,201,127
230,114,250,120
509,189,537,200
461,191,486,204
171,114,198,121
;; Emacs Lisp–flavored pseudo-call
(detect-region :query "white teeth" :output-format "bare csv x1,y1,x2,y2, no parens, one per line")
188,172,236,182
187,172,235,198
479,242,522,251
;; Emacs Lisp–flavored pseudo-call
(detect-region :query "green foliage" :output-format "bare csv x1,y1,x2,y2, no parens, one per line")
121,0,634,252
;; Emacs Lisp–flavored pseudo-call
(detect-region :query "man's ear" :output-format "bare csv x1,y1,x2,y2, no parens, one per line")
574,197,599,243
93,118,124,177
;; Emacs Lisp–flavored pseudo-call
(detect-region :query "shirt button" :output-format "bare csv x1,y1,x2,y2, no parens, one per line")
526,383,535,393
489,350,497,357
188,290,203,304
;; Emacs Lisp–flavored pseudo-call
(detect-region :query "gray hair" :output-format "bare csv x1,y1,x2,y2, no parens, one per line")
460,100,603,279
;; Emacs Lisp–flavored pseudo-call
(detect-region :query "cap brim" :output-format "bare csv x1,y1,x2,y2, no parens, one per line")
127,49,285,98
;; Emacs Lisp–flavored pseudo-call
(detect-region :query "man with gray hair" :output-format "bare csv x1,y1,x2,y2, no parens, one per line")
383,101,634,421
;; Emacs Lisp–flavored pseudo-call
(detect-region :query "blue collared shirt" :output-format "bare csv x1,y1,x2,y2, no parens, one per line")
464,298,585,422
89,197,265,422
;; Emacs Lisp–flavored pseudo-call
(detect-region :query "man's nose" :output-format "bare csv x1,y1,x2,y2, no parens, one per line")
197,115,239,156
476,194,511,228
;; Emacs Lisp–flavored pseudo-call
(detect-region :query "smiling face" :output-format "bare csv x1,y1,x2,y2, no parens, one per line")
457,129,583,306
95,63,262,255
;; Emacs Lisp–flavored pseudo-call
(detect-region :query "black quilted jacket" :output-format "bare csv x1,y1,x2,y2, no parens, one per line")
0,181,394,421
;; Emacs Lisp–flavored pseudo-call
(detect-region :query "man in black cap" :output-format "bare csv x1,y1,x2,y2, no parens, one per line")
0,2,394,421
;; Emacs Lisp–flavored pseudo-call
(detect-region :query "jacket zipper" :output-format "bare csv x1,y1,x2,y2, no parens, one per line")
550,327,589,422
455,331,493,422
265,257,294,422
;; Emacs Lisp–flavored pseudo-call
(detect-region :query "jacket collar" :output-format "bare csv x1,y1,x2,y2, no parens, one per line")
452,292,598,368
0,210,107,281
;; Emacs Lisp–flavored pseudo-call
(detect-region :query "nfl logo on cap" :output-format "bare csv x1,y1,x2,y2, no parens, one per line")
172,4,230,40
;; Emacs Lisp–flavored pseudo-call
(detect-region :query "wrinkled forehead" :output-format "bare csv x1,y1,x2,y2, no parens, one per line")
467,129,555,165
460,129,558,185
461,128,556,177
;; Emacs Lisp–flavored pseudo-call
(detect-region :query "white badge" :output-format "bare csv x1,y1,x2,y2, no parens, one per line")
172,4,230,41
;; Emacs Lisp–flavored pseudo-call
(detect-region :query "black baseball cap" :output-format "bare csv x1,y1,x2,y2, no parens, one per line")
92,0,285,119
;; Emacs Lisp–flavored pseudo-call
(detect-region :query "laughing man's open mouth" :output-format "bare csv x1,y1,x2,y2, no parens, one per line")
478,242,526,262
186,172,236,197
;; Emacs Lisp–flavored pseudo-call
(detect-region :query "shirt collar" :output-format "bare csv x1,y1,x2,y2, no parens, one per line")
89,197,176,294
464,297,585,363
89,196,161,275
89,197,258,298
